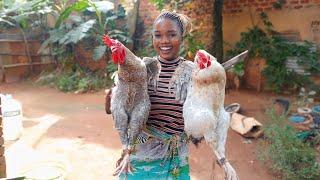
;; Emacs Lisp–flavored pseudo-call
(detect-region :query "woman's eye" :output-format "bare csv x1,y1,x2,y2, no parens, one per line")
169,34,176,37
154,34,161,38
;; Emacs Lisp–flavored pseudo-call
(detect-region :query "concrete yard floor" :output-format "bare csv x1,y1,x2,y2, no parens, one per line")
1,81,281,180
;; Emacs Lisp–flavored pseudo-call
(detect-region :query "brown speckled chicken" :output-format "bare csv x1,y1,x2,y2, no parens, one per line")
103,35,159,176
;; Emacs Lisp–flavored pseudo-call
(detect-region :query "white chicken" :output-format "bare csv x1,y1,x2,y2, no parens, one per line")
170,50,247,180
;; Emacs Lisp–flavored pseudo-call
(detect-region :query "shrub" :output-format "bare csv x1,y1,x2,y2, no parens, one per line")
57,73,78,92
36,62,113,93
258,109,320,180
226,12,319,93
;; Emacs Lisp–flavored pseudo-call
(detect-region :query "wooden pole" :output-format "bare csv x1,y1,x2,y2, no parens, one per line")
213,0,224,62
2,61,55,68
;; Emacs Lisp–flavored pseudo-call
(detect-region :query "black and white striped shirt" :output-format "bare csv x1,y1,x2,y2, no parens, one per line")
146,56,184,135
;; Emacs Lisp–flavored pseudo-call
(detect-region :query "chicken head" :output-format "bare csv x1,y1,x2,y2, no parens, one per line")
103,34,126,65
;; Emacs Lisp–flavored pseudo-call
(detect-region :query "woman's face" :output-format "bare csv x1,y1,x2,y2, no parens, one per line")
152,18,182,60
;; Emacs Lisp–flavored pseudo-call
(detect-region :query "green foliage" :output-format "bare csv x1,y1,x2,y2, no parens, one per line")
55,0,90,28
231,62,245,77
37,61,113,93
92,45,107,61
181,33,205,59
148,0,191,10
296,87,317,108
227,12,319,92
36,1,131,93
39,0,131,62
60,19,96,44
57,73,79,92
149,0,167,10
258,109,320,180
136,37,156,58
0,0,54,31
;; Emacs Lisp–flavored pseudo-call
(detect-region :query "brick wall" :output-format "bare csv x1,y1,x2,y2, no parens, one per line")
179,1,214,51
223,0,320,14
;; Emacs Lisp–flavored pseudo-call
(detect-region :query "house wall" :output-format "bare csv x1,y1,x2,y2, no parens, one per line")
138,0,320,51
223,0,320,49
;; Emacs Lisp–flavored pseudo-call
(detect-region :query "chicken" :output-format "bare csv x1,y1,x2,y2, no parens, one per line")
102,35,159,176
170,50,247,180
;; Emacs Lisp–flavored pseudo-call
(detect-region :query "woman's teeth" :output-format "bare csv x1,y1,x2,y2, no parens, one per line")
160,47,172,51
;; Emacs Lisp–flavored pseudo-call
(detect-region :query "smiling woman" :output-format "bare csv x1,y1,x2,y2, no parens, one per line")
114,10,192,180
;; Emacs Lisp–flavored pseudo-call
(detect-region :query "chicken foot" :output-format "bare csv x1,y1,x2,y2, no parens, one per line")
214,150,239,180
113,149,134,176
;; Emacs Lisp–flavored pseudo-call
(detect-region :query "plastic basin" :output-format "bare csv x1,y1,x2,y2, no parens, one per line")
288,115,306,123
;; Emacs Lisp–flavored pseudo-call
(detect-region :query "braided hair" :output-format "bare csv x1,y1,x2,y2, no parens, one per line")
153,10,191,37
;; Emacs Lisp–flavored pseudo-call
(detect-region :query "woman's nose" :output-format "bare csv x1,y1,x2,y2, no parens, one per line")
161,35,170,43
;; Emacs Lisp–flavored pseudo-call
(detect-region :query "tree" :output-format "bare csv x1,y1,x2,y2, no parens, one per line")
213,0,223,62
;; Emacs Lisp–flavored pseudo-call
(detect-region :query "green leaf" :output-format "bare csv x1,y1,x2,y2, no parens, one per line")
55,1,90,28
104,15,117,24
92,45,106,61
37,38,51,54
86,1,114,13
50,28,67,43
108,29,132,43
38,28,65,54
59,19,96,45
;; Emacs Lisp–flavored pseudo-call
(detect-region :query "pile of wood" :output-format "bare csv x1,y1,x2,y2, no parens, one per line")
0,96,6,177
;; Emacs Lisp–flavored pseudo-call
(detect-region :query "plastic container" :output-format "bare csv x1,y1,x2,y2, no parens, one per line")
288,115,306,123
312,105,320,113
225,103,241,113
0,94,23,141
20,160,69,180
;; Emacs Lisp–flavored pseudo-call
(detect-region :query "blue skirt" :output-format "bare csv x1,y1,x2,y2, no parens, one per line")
120,127,190,180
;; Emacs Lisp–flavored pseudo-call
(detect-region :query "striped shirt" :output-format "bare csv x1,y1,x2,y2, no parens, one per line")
146,56,184,135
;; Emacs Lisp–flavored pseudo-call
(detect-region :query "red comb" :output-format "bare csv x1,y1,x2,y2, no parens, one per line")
196,51,208,63
196,50,212,69
102,34,113,47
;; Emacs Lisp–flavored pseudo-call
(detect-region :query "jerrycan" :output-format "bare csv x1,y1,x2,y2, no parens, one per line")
0,94,23,141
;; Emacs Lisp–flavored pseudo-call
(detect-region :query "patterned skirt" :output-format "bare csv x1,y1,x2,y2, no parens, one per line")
120,127,190,180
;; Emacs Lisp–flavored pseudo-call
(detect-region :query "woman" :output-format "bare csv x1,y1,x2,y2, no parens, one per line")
111,10,192,179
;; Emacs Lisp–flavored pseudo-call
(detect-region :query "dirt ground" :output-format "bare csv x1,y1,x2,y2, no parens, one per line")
1,81,284,180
